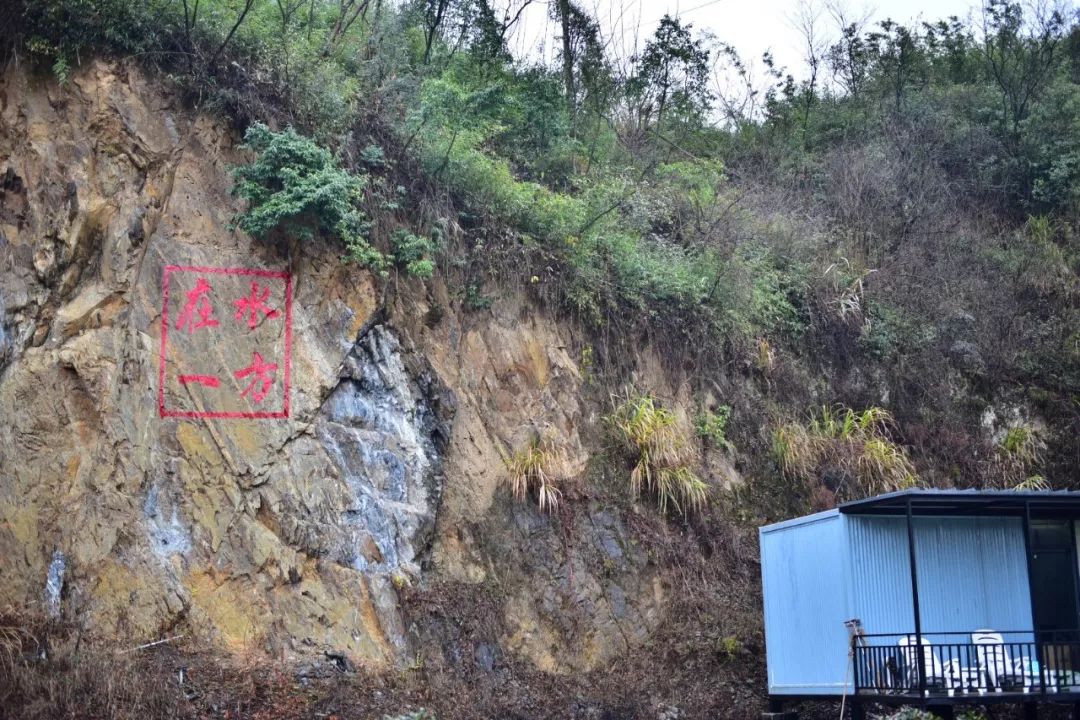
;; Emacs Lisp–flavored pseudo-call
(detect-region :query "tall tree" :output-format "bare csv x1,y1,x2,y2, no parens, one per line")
556,0,575,118
981,0,1067,137
422,0,451,64
626,15,711,132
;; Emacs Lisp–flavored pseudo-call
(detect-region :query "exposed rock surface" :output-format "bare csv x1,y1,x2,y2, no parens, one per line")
0,60,679,672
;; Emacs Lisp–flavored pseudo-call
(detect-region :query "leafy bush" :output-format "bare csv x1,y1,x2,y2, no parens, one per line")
390,229,437,278
990,423,1046,488
719,635,742,658
409,72,775,356
232,124,384,271
656,160,725,214
739,244,808,339
464,284,493,311
20,0,168,82
606,394,708,515
695,406,732,450
999,424,1042,466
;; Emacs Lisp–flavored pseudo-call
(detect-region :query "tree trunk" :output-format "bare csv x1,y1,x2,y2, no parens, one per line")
557,0,576,120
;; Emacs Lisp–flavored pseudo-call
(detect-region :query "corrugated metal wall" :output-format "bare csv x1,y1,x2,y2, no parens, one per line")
760,511,852,695
911,516,1033,637
761,512,1035,696
845,515,1032,639
845,515,915,638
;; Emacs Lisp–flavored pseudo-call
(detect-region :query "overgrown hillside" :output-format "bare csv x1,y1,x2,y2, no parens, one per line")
7,0,1079,500
0,0,1078,717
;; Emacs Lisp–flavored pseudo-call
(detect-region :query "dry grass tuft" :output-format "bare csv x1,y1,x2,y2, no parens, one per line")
773,405,917,501
606,393,708,515
0,607,193,720
505,430,564,512
1014,475,1050,491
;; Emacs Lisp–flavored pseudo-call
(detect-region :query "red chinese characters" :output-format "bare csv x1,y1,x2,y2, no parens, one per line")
159,266,292,419
174,277,220,332
234,281,281,329
234,351,278,403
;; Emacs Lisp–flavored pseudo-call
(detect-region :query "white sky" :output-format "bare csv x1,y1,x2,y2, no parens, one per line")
505,0,981,81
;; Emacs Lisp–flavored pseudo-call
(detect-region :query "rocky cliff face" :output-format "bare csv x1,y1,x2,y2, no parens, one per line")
0,60,687,675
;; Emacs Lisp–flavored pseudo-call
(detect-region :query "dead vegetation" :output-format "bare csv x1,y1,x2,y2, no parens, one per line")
505,428,565,513
0,566,766,720
772,406,918,506
0,608,193,720
605,393,709,515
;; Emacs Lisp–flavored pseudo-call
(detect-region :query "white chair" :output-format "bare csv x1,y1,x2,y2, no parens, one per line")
943,657,983,694
972,630,1025,692
899,636,946,693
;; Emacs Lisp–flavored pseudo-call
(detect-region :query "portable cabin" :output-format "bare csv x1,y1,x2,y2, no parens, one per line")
759,489,1080,718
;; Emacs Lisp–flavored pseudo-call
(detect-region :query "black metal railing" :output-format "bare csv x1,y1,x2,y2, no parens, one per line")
853,631,1080,697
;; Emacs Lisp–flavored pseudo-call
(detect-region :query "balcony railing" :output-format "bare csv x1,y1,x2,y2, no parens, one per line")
853,631,1080,698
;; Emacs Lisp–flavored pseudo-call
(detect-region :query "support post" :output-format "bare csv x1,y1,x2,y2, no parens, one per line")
1021,501,1045,696
906,497,926,696
762,696,797,720
928,705,954,720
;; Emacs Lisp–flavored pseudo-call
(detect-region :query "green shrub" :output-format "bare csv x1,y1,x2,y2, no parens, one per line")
994,424,1045,487
695,406,732,450
999,424,1042,465
738,244,808,339
20,0,168,82
232,124,384,271
719,635,741,658
464,284,493,310
360,144,388,168
390,229,437,278
656,160,726,213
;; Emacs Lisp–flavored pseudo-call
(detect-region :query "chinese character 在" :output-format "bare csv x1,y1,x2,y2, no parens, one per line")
234,351,278,404
175,277,220,332
234,281,281,330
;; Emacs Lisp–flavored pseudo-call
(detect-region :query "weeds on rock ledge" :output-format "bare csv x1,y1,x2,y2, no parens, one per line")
773,405,917,503
505,429,564,512
606,393,708,515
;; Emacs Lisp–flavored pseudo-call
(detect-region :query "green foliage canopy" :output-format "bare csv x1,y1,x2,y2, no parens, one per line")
232,123,384,270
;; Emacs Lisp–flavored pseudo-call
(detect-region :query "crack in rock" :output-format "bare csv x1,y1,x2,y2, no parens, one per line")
316,324,452,575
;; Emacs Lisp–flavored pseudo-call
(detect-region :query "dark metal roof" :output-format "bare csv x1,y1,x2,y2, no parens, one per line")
837,488,1080,517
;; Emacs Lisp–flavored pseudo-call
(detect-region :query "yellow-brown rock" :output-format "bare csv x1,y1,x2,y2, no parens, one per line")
0,59,711,675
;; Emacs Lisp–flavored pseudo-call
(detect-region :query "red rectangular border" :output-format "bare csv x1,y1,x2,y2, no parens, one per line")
158,265,292,419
